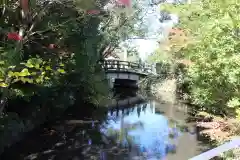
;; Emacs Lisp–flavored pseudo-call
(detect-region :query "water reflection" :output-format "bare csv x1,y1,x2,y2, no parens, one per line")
1,99,203,160
101,101,181,159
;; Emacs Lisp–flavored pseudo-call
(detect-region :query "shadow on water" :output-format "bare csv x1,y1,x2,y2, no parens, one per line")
113,87,138,99
0,89,215,160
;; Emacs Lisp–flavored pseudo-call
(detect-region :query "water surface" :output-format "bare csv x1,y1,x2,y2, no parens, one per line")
0,99,209,160
101,100,205,160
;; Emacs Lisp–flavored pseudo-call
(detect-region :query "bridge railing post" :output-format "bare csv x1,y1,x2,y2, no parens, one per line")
117,60,120,70
152,64,156,74
103,60,154,75
104,61,107,71
114,60,118,69
121,61,125,70
109,60,113,69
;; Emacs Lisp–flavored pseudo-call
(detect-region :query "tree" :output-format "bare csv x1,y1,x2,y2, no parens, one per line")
0,0,148,113
0,0,117,117
100,0,149,58
159,0,240,119
160,1,240,158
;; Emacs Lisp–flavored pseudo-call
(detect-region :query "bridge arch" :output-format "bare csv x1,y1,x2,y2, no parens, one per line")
101,59,156,88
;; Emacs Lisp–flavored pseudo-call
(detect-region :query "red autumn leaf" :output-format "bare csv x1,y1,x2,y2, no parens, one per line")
116,0,131,7
48,44,55,49
7,32,22,41
86,10,101,15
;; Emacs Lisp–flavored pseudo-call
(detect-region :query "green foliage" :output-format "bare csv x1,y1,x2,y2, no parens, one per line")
158,0,240,116
148,48,172,63
0,0,113,104
99,1,149,58
157,1,240,158
0,0,149,154
0,0,145,153
0,58,66,87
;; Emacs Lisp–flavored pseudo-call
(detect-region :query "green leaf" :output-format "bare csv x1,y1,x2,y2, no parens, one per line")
0,82,8,87
7,71,15,77
57,69,65,74
0,61,5,65
45,66,52,70
25,78,34,83
18,68,30,77
35,64,40,69
227,97,240,108
31,72,37,76
25,63,34,68
8,66,16,69
35,78,42,83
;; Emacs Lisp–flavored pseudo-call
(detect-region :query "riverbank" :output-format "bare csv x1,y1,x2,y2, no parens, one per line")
149,75,240,159
0,99,105,155
0,83,147,157
138,71,239,159
0,76,111,155
0,101,109,160
150,78,177,104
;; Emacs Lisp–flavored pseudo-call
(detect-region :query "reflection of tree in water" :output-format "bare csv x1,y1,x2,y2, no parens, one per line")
104,120,144,146
142,103,147,113
116,109,119,117
1,122,107,160
168,118,196,134
103,107,181,159
103,105,197,159
101,117,144,159
1,102,194,160
137,106,141,117
1,105,124,160
97,103,198,159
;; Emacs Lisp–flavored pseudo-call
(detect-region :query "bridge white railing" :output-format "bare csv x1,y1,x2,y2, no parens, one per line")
101,59,156,75
189,137,240,160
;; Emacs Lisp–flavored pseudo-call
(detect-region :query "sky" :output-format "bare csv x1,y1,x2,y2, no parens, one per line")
132,1,179,61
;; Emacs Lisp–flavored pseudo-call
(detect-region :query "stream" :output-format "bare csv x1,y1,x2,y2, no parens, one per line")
0,92,212,160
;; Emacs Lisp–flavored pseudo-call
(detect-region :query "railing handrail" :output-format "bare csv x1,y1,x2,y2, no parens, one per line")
103,60,139,66
101,59,156,75
189,137,240,160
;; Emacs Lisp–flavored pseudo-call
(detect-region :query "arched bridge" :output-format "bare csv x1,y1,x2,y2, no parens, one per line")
101,60,156,88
